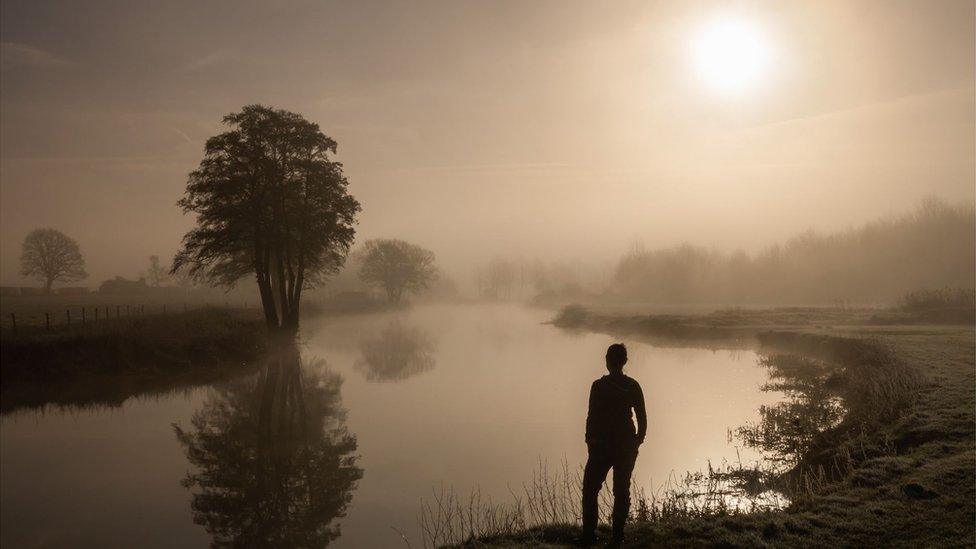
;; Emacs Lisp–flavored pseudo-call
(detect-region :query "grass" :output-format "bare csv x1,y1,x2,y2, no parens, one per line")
431,310,974,547
0,290,256,330
0,292,384,414
0,307,269,414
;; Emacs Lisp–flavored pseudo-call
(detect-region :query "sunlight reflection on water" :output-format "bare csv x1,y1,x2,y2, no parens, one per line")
1,303,784,548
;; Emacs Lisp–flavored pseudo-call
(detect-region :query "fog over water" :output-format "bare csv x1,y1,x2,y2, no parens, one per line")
0,303,780,547
1,3,974,548
1,0,973,286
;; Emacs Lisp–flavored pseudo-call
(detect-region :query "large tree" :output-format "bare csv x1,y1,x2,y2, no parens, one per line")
172,105,360,332
20,228,87,294
358,239,437,304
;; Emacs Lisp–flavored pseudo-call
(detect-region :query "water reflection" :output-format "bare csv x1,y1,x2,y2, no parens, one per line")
1,361,256,416
734,354,845,467
0,304,784,548
174,344,362,547
354,320,437,382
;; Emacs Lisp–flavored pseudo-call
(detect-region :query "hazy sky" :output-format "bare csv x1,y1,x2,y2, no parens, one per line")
1,0,973,286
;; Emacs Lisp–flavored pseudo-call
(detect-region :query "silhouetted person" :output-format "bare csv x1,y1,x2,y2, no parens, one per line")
581,343,646,546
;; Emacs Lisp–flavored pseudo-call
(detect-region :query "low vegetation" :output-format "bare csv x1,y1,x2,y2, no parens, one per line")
0,308,269,414
883,287,976,324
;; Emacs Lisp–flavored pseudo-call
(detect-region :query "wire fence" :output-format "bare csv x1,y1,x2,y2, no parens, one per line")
1,300,258,335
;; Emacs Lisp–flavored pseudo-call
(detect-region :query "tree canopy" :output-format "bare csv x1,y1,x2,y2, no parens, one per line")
358,239,437,304
20,228,87,293
172,105,360,331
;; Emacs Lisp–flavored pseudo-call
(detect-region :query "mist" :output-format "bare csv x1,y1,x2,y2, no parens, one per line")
1,3,974,548
1,0,973,291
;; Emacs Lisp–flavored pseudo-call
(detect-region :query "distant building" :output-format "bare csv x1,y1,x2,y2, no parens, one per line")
99,276,150,294
55,286,90,296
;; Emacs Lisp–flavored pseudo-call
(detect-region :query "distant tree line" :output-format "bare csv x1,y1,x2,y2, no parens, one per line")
473,256,597,302
614,198,976,305
15,226,204,296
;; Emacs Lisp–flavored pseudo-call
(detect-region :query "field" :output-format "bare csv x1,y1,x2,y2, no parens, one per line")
0,304,269,414
0,291,258,332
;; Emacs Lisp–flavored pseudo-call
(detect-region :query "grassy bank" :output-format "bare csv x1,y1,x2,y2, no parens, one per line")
439,310,974,547
0,308,269,414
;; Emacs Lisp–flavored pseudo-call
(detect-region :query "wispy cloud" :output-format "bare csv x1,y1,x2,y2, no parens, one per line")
183,49,235,71
168,127,193,144
0,42,74,71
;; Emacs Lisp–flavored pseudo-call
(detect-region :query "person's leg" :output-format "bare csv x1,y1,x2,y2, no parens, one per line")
610,446,639,542
581,448,612,540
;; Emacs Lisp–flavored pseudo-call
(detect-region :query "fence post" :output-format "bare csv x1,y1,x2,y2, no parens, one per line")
10,313,16,335
126,304,130,315
67,309,71,326
82,307,86,325
95,308,99,321
45,312,50,331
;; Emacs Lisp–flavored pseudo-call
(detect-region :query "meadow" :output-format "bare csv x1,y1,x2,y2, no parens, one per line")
0,305,269,414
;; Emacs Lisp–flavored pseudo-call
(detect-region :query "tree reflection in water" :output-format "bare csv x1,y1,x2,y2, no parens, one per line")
354,320,437,382
174,344,362,547
734,354,846,467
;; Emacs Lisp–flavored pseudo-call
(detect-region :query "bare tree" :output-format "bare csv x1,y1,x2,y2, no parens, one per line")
147,255,167,287
359,239,437,304
485,258,516,299
20,228,87,294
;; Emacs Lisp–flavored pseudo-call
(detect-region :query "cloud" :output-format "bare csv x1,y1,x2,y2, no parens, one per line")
0,42,74,71
168,127,193,144
183,49,235,71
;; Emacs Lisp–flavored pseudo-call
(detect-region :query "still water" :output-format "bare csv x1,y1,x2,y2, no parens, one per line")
1,303,780,548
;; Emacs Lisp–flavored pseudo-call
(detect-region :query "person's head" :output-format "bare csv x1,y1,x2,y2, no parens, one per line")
605,343,628,372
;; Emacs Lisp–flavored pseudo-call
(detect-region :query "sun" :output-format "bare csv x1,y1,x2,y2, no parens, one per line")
693,17,770,95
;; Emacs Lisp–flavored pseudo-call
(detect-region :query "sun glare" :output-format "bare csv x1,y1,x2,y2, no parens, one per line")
694,17,770,95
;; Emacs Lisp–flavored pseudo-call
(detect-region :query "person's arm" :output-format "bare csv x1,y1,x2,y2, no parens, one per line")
585,381,597,445
634,382,647,444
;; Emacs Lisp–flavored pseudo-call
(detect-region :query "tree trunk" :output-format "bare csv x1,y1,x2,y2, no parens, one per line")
272,250,288,327
257,272,279,330
283,282,301,332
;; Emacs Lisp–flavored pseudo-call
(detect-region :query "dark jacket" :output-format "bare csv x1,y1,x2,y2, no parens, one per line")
585,373,647,448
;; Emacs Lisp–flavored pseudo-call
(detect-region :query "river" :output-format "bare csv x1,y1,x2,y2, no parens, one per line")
1,303,781,547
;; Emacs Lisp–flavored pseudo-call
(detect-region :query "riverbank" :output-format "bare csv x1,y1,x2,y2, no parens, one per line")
0,308,269,413
457,309,974,547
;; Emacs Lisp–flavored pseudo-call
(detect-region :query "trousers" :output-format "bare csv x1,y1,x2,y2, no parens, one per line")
581,442,638,538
